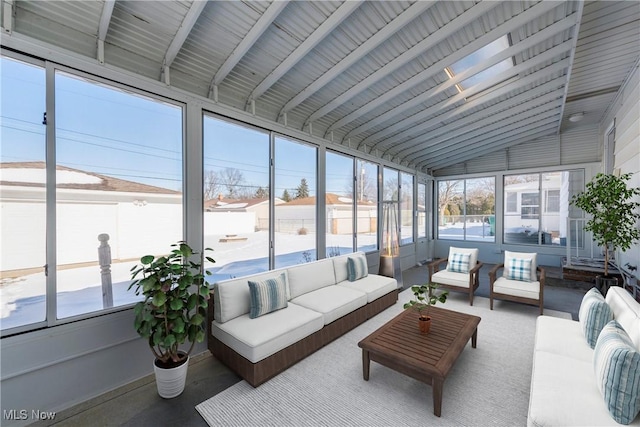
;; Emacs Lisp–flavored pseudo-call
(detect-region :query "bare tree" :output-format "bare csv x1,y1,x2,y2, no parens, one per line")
438,180,462,225
203,169,221,201
220,167,245,198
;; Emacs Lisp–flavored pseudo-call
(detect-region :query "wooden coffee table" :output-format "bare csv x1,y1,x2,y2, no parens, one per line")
358,305,480,417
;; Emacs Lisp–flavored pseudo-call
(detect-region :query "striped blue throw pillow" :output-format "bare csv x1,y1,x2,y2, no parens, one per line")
594,320,640,424
579,287,614,348
248,273,288,319
447,252,471,273
506,257,532,282
347,254,368,282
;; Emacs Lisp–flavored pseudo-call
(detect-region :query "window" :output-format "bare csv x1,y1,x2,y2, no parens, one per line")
437,177,495,242
445,36,514,94
383,167,415,247
1,56,185,334
356,160,378,253
1,56,47,331
54,71,183,320
400,172,414,245
326,151,355,257
506,192,517,212
504,171,584,246
274,136,317,268
545,190,560,213
203,116,270,281
521,193,540,219
417,183,426,239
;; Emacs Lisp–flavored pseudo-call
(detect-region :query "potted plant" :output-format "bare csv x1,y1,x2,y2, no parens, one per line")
570,172,640,294
403,282,448,333
128,241,214,398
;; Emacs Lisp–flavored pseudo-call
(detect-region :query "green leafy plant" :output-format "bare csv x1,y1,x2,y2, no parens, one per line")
128,241,214,367
403,282,448,318
570,172,640,276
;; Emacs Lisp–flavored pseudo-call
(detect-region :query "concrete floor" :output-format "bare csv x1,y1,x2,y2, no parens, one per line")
34,263,590,427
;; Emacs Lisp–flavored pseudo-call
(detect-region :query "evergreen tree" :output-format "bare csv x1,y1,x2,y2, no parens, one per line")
295,178,310,199
255,186,268,198
282,189,291,202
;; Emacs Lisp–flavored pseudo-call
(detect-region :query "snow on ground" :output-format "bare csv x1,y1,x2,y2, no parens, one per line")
0,231,375,329
3,223,507,329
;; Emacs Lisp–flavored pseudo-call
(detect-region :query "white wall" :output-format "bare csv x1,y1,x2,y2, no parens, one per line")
602,60,640,277
203,211,255,235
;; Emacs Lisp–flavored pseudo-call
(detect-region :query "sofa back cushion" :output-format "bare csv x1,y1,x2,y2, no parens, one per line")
579,287,614,348
214,270,290,324
347,253,369,281
593,320,640,424
248,273,289,319
287,258,337,299
332,252,367,283
606,286,640,351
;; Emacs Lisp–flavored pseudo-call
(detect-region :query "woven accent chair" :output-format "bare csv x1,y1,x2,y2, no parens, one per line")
489,251,545,314
428,247,483,306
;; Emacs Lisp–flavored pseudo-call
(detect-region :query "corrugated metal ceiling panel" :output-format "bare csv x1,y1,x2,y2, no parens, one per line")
4,0,637,175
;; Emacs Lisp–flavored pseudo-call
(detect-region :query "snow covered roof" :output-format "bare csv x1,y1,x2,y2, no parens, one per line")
0,162,180,194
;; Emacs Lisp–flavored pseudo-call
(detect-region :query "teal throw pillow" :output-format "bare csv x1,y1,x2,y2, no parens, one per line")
579,287,614,349
593,320,640,425
248,273,288,319
447,252,470,273
506,257,532,282
347,254,368,282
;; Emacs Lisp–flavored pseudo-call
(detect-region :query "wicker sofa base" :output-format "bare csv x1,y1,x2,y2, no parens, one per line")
208,289,399,387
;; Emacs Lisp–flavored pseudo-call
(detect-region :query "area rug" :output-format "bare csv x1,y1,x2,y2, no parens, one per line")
196,290,571,426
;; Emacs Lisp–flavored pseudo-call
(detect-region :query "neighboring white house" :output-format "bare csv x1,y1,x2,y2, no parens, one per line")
503,172,571,244
275,193,377,235
204,196,285,235
1,162,182,272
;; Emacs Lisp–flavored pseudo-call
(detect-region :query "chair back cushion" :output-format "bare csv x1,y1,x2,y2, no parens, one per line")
446,247,478,273
503,251,537,280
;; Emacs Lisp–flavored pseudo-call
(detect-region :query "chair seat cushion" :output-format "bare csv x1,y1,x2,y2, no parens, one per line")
432,269,472,289
492,276,540,299
291,285,368,325
211,302,324,363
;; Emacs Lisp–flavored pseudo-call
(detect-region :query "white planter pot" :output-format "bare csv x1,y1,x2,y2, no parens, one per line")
153,354,189,399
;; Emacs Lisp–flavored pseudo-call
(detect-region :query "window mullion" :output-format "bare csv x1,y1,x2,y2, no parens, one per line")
45,62,57,327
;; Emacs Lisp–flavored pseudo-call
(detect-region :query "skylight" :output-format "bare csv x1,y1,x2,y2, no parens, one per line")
445,36,514,93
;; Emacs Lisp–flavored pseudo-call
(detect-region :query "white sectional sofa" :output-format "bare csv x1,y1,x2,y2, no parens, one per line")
207,252,398,387
528,286,640,426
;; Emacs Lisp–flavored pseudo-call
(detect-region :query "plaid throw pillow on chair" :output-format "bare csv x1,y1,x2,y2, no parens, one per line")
447,252,471,273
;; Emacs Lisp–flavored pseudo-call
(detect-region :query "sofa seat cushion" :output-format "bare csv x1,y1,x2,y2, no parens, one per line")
528,350,640,426
211,302,323,364
432,269,472,289
336,274,397,303
534,316,593,363
492,276,540,299
291,285,367,325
